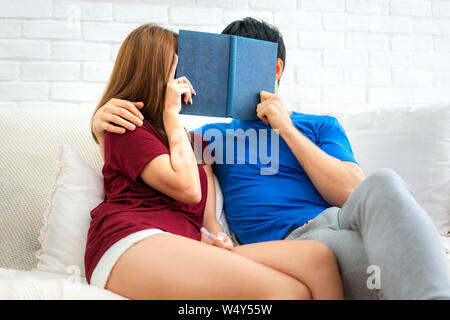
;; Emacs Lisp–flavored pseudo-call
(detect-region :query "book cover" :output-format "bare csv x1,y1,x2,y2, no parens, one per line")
176,30,278,121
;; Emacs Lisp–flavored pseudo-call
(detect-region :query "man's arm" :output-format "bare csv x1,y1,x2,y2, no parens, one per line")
257,92,365,208
280,125,364,207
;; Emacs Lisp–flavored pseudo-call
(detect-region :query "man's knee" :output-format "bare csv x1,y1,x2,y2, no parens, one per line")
363,168,412,196
366,168,401,186
351,168,418,218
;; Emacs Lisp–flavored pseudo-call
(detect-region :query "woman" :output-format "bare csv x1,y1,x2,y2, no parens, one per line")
85,23,343,300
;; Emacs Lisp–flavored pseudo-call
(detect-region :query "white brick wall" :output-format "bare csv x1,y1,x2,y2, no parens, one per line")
1,0,450,112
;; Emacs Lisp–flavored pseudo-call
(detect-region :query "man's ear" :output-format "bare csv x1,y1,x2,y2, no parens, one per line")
275,58,284,82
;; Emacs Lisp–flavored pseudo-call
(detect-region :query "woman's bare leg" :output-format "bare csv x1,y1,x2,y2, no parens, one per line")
106,233,311,300
232,240,343,300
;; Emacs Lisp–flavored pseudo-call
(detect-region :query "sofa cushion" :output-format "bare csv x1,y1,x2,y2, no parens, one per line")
335,104,450,235
0,268,125,299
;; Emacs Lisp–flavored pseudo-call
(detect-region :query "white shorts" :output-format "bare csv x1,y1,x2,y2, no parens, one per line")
90,228,168,289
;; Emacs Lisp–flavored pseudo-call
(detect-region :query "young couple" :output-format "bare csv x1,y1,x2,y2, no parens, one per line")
86,18,450,300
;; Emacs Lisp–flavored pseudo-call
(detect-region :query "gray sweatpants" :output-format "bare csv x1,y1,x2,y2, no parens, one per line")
284,168,450,300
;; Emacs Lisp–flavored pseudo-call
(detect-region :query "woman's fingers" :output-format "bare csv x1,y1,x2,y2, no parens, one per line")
177,76,196,96
200,228,214,245
215,233,234,250
201,228,233,250
176,83,192,105
200,232,214,245
214,237,233,250
173,77,195,105
168,54,179,81
201,228,223,247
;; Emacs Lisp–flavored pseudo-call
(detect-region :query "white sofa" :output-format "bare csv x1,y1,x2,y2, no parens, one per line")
0,105,449,300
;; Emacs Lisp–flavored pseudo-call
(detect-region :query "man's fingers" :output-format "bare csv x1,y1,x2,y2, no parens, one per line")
132,101,145,118
109,98,144,121
168,54,178,81
105,113,137,131
256,100,268,113
132,101,144,109
104,123,126,134
260,91,275,102
256,101,272,118
256,110,270,126
110,98,139,112
107,105,143,127
258,115,269,126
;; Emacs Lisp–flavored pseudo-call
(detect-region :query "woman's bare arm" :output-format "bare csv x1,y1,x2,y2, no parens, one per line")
140,55,199,205
202,165,222,234
140,113,200,205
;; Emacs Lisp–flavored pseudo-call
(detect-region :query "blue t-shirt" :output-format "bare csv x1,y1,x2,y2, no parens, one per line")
194,112,357,245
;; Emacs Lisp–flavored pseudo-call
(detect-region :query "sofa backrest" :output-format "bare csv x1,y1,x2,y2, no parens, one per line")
337,105,450,236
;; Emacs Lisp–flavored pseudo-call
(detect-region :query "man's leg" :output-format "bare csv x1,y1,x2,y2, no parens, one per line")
284,207,379,299
338,168,450,299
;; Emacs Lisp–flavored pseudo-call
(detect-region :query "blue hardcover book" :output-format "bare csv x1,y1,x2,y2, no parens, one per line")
176,30,278,121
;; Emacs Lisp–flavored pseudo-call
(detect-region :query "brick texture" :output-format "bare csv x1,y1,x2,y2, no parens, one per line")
0,0,449,109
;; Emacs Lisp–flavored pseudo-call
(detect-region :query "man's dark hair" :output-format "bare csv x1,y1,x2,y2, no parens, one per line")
221,17,286,84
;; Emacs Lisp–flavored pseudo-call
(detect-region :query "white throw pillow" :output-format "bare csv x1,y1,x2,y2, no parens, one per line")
36,145,104,277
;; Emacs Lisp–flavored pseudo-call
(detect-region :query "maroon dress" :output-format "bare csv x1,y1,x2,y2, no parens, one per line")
84,120,207,284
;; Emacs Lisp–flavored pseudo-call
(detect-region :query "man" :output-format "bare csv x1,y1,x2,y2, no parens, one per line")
91,18,450,299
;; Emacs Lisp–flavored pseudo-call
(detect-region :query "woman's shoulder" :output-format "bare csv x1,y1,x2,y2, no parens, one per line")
105,120,168,154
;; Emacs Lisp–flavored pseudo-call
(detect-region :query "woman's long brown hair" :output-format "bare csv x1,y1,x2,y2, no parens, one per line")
92,24,178,143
